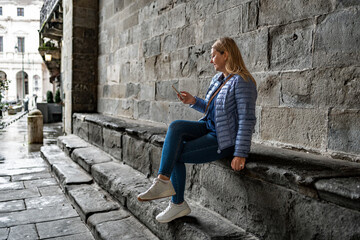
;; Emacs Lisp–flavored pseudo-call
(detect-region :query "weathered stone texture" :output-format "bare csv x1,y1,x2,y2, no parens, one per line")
313,8,360,68
260,107,327,149
96,0,359,163
103,128,122,159
328,110,360,155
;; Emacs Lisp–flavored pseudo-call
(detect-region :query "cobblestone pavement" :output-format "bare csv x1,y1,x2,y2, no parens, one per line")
0,116,95,240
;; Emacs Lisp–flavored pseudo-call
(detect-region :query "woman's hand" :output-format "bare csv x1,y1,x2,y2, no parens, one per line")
177,91,196,105
231,156,246,171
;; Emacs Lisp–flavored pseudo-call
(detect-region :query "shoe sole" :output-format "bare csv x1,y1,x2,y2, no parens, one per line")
137,192,176,202
156,208,191,223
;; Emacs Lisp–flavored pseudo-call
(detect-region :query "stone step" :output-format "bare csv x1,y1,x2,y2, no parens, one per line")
40,145,160,240
41,145,93,186
57,135,259,240
92,161,258,240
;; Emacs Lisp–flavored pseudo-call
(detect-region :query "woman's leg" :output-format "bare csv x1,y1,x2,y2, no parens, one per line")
171,133,234,204
157,120,209,178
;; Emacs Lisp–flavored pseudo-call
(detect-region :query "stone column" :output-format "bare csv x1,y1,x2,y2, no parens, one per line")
62,0,98,134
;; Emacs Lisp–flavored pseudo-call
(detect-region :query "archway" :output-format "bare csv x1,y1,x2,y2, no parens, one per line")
16,71,28,100
0,70,8,101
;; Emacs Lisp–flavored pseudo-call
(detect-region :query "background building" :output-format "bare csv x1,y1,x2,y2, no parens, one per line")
0,0,52,103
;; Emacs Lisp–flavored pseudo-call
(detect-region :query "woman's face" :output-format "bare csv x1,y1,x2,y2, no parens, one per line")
210,48,227,73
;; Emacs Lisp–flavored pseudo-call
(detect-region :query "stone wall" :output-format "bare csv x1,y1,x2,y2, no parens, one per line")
62,0,98,133
97,0,360,161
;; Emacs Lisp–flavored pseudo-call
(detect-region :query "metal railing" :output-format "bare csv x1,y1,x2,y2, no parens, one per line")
40,0,60,29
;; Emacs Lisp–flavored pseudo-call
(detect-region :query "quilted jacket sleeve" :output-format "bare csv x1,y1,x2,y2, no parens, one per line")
190,96,207,113
233,77,257,157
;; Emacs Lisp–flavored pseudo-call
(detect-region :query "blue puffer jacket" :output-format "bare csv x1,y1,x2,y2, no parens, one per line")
191,73,257,157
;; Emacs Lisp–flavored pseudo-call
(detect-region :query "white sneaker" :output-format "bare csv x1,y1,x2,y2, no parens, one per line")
156,201,191,223
137,178,176,201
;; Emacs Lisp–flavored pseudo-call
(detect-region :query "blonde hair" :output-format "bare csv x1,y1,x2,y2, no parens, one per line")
212,37,256,85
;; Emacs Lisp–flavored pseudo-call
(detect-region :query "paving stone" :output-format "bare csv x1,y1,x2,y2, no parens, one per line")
25,195,68,209
0,167,49,177
0,182,24,191
0,228,9,240
67,184,120,221
315,177,360,211
57,135,91,156
0,188,40,202
0,200,25,213
8,224,37,240
44,232,95,240
11,173,52,182
0,204,78,228
93,216,159,240
36,217,89,239
53,163,93,186
23,178,58,189
38,185,64,196
71,147,113,173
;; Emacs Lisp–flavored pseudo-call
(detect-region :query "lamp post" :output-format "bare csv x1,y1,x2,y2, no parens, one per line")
14,45,25,100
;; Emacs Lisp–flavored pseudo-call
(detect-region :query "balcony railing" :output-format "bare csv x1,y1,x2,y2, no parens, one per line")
40,0,60,30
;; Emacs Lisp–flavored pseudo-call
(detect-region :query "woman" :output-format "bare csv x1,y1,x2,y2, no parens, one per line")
137,37,257,223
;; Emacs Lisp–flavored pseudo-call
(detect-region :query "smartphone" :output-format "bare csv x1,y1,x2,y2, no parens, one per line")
171,84,181,95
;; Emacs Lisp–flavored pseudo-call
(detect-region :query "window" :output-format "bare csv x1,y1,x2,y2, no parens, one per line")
0,7,3,16
17,37,24,52
0,37,3,52
17,8,24,16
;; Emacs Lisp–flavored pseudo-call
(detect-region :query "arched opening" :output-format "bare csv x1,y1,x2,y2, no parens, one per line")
0,70,8,101
16,71,28,100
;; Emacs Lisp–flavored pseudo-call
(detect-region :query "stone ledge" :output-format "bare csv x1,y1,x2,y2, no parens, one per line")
71,113,360,239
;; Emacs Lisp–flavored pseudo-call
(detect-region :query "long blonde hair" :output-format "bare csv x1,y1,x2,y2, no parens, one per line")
212,37,256,85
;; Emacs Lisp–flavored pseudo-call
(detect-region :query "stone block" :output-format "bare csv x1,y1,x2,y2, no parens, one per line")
134,100,151,120
8,224,37,240
234,28,268,72
122,135,151,176
91,216,159,240
57,135,90,156
188,43,214,79
143,36,161,58
71,147,113,172
122,12,139,31
314,8,360,68
103,128,122,160
23,178,58,189
168,4,186,29
0,204,78,228
73,117,89,141
36,217,90,239
269,19,313,71
88,122,103,148
253,72,280,106
168,102,203,123
0,182,24,191
0,228,8,240
67,185,120,221
150,101,169,123
328,109,360,155
25,195,68,209
258,0,332,26
186,0,217,23
289,193,360,240
125,82,140,98
52,159,93,186
0,188,40,202
149,144,162,177
155,80,179,101
315,177,360,211
242,0,259,33
163,31,179,52
203,6,241,42
0,200,25,213
217,0,243,13
260,107,327,149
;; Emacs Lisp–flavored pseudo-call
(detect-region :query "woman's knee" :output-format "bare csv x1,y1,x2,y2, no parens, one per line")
168,120,187,132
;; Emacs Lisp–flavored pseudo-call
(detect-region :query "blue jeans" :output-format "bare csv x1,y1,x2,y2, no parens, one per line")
158,120,234,204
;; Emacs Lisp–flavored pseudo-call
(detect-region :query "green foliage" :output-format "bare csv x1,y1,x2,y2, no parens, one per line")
0,77,10,102
54,89,61,103
46,91,54,103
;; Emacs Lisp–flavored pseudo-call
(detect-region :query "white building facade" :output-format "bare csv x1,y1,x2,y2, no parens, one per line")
0,0,52,103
